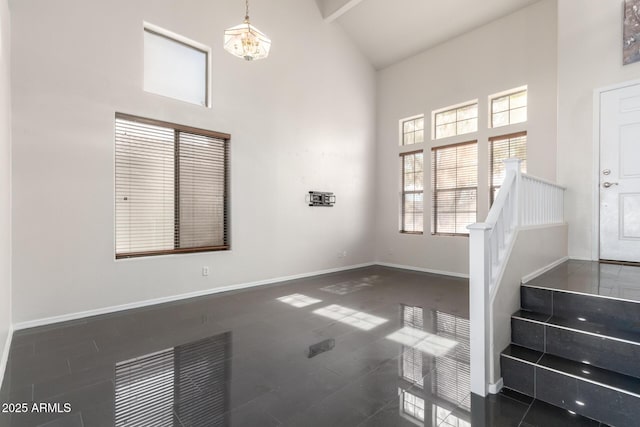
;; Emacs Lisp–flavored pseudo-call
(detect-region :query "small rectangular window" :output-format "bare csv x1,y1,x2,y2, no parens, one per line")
433,102,478,140
401,116,425,145
431,141,478,235
115,113,230,259
489,132,527,205
400,151,424,234
491,88,527,128
144,24,210,107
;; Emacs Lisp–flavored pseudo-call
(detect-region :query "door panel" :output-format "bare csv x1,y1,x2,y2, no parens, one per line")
600,84,640,262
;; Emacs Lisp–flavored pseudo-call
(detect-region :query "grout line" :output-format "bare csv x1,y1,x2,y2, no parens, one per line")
517,400,535,427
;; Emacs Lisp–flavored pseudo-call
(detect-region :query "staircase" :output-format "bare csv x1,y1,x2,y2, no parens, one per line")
500,282,640,426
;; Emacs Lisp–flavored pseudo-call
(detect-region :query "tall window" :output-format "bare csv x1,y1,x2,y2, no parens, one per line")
115,113,230,259
144,24,210,107
490,88,527,128
489,132,527,205
433,102,478,140
431,142,478,235
401,116,425,145
400,151,424,234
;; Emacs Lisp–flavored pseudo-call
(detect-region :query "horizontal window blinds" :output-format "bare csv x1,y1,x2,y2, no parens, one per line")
115,114,229,259
400,151,424,233
489,132,527,205
431,142,477,235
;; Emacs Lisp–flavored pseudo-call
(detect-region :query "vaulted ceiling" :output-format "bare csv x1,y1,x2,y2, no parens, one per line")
315,0,542,69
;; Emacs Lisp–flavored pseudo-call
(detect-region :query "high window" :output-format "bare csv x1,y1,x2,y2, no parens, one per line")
490,88,527,128
433,102,478,140
115,113,230,259
143,24,210,107
400,151,424,234
489,132,527,205
431,142,478,235
401,115,425,146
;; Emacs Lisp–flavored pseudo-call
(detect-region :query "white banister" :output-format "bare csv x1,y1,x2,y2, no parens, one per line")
468,159,565,396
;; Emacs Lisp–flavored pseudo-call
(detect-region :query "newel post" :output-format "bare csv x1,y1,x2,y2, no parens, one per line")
467,222,492,397
503,158,522,228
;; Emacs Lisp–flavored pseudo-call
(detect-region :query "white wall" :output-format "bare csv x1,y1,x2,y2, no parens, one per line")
375,0,558,276
557,0,640,259
0,0,11,386
10,0,376,324
489,224,568,384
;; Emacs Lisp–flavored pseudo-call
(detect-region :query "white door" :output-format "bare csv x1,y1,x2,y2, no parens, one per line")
600,83,640,262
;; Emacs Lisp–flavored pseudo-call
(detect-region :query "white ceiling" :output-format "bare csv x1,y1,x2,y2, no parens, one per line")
320,0,541,69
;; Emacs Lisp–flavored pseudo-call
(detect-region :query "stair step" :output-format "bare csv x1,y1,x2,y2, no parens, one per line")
521,285,640,333
501,344,640,426
511,310,640,379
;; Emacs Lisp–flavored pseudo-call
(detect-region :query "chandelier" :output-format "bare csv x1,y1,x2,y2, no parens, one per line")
224,0,271,61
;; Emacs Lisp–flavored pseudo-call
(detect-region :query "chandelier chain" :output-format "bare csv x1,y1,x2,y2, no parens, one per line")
245,0,249,20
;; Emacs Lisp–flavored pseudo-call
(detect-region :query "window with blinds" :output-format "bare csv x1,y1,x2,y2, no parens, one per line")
115,113,230,259
400,151,424,234
491,88,527,128
489,132,527,205
401,115,425,145
433,102,478,140
431,142,477,236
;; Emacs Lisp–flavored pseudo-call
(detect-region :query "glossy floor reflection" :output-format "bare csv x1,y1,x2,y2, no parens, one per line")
0,266,604,426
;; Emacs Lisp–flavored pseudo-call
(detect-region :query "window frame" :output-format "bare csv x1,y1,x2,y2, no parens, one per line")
489,87,527,129
143,22,212,108
114,112,231,259
399,114,425,146
431,140,478,237
399,149,424,235
432,101,479,140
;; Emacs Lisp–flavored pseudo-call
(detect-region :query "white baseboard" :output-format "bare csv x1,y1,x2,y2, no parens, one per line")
0,325,13,391
375,262,469,279
13,262,376,331
488,377,503,394
521,256,569,284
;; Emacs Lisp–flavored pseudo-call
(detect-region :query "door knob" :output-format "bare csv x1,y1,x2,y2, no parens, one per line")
603,182,619,188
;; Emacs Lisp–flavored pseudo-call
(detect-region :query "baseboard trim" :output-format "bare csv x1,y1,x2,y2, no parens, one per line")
0,325,13,392
521,256,569,284
14,262,376,331
488,377,503,394
375,262,469,279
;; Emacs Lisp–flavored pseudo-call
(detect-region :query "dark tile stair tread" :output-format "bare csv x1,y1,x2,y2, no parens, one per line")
501,344,543,364
522,280,640,303
538,353,640,396
501,345,640,397
512,310,640,344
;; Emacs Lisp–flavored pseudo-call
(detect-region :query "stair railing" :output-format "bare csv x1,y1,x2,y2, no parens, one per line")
468,159,565,396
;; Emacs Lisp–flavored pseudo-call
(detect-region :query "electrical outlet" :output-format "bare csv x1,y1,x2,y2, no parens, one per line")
342,251,347,258
202,267,209,276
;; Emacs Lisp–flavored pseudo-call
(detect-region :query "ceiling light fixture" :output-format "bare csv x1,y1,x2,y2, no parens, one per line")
224,0,271,61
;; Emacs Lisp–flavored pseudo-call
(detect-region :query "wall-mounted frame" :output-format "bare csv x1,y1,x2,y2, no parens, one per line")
308,191,336,207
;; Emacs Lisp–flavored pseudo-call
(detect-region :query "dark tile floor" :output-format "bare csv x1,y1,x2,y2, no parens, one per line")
525,260,640,302
0,266,604,426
